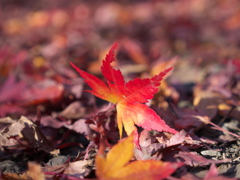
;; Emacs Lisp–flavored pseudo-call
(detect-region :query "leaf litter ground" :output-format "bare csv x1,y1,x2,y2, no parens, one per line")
0,0,239,179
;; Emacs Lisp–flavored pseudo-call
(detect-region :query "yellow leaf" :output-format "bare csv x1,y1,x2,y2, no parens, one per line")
96,134,134,178
95,134,182,180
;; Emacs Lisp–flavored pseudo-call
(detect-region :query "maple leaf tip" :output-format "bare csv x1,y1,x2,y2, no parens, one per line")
70,62,85,75
109,42,119,54
69,62,79,71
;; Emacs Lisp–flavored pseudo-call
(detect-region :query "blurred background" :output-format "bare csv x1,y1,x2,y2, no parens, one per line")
0,0,239,117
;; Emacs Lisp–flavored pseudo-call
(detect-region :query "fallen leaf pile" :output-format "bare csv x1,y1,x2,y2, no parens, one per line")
0,0,239,180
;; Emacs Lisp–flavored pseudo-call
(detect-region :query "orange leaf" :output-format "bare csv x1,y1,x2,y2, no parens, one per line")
96,134,183,180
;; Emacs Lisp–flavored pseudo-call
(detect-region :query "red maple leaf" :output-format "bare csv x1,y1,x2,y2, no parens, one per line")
70,42,177,147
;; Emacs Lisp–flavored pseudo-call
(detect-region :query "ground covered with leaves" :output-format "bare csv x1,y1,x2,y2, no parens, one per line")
0,0,240,179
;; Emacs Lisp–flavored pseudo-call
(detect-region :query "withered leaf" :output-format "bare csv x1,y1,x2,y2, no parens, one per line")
0,117,25,147
19,116,59,155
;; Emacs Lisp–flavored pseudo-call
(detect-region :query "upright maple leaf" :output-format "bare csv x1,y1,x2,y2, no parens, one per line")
70,42,177,145
95,134,182,180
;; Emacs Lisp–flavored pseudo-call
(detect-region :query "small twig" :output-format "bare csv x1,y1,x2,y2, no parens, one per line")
209,121,240,138
9,136,29,149
84,141,95,160
57,129,72,145
57,142,81,149
193,115,240,138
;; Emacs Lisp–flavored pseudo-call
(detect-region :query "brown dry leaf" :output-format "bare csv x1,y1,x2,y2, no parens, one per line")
19,116,59,155
0,117,15,131
63,160,90,178
0,117,25,147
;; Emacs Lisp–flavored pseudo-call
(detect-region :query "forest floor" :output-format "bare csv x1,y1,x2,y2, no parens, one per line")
0,0,239,179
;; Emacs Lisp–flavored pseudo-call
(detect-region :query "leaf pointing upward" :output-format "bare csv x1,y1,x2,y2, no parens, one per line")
70,42,177,146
